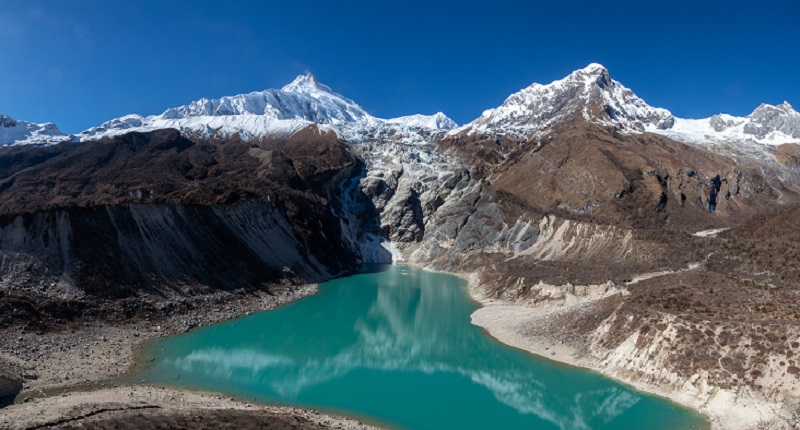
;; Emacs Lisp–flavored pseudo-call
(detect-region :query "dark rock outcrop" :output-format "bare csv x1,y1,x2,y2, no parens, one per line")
0,126,377,324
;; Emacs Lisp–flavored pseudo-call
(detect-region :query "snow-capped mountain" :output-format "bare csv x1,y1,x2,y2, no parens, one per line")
655,102,800,146
464,63,675,135
457,63,799,153
78,73,456,143
0,114,70,146
162,73,372,124
79,73,377,141
3,65,796,153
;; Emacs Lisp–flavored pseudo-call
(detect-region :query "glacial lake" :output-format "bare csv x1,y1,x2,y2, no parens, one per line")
135,265,707,430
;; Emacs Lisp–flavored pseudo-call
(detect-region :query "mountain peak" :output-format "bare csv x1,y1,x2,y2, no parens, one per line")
750,102,800,118
582,63,608,73
78,72,376,141
741,101,800,139
0,114,18,128
281,72,333,94
570,63,612,87
572,63,610,79
467,63,673,133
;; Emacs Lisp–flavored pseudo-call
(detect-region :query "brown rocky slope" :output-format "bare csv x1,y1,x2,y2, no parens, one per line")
412,119,800,428
0,125,382,329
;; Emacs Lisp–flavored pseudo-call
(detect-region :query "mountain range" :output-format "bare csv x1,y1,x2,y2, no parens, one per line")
3,64,798,154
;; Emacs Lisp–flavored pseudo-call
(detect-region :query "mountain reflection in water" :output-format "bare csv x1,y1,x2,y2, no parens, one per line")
137,265,706,430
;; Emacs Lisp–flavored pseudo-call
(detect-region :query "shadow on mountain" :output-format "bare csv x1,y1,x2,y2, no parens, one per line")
0,126,388,324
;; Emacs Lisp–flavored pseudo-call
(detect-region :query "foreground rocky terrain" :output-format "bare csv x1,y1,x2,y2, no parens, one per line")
2,65,800,429
4,385,378,430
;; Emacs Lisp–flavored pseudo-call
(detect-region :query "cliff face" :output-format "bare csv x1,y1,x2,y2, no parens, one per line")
3,118,797,317
0,203,329,298
0,126,384,326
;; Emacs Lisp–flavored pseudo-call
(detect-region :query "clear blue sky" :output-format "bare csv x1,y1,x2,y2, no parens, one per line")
2,0,799,133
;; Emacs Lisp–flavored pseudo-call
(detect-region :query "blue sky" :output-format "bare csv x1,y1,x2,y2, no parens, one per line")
2,0,799,133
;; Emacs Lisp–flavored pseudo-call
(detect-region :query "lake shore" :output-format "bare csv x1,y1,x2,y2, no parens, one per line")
1,285,318,396
2,384,379,430
463,274,772,430
0,263,777,430
0,283,377,430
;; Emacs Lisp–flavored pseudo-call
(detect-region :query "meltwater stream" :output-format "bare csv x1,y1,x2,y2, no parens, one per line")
135,265,707,430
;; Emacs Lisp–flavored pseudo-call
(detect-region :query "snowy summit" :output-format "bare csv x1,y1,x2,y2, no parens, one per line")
74,73,454,143
465,63,674,134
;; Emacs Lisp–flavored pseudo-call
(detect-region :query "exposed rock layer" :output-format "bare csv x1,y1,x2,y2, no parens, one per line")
0,126,377,324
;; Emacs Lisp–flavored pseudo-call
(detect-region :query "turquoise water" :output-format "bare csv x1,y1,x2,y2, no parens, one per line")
135,265,707,430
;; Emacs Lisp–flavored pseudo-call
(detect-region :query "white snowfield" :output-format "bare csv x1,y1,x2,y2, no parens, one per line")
657,102,800,146
2,65,798,153
0,114,70,146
